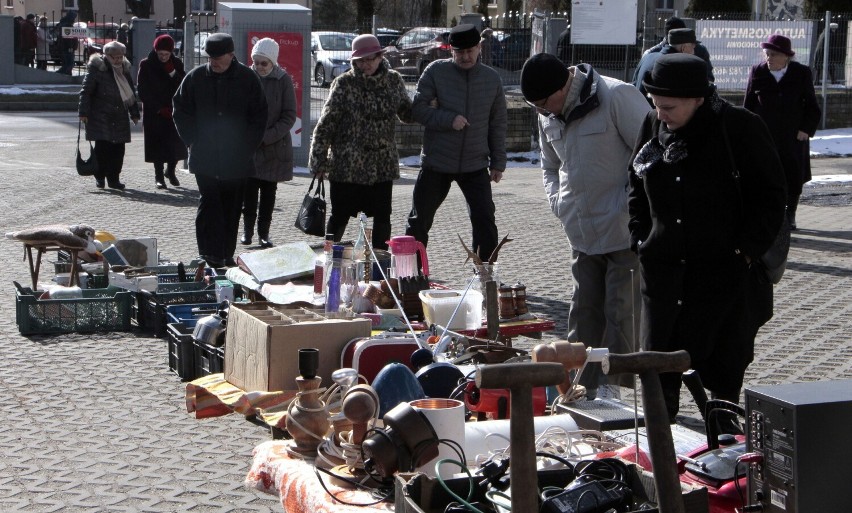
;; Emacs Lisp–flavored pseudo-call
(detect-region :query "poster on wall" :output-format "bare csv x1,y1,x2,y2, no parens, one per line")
570,0,637,45
696,21,814,91
247,31,304,147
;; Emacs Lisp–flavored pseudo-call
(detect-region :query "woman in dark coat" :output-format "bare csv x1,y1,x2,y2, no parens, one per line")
79,41,140,190
240,38,297,248
137,34,188,189
744,34,821,230
628,54,787,421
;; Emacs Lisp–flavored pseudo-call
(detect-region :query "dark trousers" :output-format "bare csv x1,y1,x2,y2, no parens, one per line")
328,180,393,250
154,161,178,182
195,174,245,261
242,177,278,239
93,140,126,184
406,167,497,261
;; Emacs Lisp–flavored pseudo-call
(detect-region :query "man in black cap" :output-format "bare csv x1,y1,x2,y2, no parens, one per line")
637,16,714,82
634,28,701,100
173,33,267,268
405,23,507,262
520,52,650,400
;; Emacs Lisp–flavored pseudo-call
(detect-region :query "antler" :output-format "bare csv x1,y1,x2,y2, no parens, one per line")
488,234,513,264
458,234,483,266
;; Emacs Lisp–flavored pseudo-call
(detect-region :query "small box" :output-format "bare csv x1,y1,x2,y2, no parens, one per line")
419,289,483,330
108,270,160,292
224,302,372,392
166,322,196,381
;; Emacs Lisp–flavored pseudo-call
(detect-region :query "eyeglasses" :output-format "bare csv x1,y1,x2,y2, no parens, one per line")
356,54,382,63
524,94,552,111
254,60,272,67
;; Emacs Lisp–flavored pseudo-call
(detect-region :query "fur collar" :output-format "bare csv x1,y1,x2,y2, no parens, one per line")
87,53,131,73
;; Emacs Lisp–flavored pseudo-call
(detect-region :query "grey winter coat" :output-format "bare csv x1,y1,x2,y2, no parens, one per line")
172,57,267,180
412,59,507,173
78,54,140,143
539,64,650,255
253,65,297,182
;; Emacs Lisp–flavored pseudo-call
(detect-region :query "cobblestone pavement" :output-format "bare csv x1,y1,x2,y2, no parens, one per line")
0,112,850,512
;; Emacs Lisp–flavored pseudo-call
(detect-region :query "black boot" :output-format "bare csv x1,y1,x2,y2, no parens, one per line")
154,164,166,189
165,163,180,187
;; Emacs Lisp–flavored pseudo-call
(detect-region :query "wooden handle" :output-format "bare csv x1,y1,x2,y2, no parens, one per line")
476,362,565,390
602,350,690,376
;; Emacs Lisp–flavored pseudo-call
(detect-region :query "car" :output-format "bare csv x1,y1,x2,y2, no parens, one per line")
311,31,356,87
383,27,451,78
84,22,120,59
493,28,532,71
375,29,401,48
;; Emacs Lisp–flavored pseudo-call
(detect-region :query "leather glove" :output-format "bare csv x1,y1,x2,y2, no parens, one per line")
158,107,173,120
163,60,175,76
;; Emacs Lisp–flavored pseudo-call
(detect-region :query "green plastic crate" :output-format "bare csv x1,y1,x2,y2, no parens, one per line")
15,285,133,335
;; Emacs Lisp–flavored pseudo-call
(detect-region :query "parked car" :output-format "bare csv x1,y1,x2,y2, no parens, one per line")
383,27,451,78
493,28,532,71
311,31,356,87
84,22,120,60
375,28,401,48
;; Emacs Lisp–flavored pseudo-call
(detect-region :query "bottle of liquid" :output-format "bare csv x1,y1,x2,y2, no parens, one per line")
325,245,344,317
314,234,334,298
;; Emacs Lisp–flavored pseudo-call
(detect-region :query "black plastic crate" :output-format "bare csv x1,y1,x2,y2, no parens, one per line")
15,284,132,335
164,302,219,329
166,322,196,381
134,282,217,338
193,339,224,378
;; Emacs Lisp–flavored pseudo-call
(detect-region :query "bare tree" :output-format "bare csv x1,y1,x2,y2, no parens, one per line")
356,0,375,33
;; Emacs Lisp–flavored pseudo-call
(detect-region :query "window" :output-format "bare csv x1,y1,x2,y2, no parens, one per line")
62,0,78,9
126,1,155,14
656,0,673,9
5,0,13,8
191,0,216,13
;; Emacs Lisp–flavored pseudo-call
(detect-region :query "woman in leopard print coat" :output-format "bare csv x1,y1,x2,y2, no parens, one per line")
309,34,412,250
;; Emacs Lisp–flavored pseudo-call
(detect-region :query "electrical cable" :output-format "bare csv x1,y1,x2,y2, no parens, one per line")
312,466,393,506
434,458,485,513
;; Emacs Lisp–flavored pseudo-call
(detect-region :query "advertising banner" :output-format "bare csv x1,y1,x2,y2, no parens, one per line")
696,20,814,90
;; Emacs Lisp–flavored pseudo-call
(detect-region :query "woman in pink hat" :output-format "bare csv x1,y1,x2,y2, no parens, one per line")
744,34,821,230
309,34,412,250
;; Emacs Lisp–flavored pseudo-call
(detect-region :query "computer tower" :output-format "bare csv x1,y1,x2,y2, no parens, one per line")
745,379,852,513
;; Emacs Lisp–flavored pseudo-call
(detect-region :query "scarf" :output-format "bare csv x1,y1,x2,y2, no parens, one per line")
632,90,727,178
111,61,135,108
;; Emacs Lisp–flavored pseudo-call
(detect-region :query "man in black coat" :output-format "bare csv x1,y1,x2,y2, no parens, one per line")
173,33,267,268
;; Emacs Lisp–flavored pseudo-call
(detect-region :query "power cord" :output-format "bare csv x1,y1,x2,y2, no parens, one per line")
312,465,394,506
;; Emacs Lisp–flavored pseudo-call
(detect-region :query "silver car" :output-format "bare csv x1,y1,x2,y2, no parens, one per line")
311,31,356,87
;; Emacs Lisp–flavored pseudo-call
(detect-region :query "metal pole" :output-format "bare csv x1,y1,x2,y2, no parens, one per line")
821,11,830,130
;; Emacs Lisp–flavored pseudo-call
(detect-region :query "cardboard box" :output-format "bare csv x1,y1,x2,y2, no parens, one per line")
395,463,709,513
224,302,372,392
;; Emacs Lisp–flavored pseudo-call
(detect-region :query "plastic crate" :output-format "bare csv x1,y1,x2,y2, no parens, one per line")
164,302,219,329
166,322,197,381
193,339,224,378
15,285,133,335
134,282,217,338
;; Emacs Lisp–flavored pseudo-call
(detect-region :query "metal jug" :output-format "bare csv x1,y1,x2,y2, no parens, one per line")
192,300,229,347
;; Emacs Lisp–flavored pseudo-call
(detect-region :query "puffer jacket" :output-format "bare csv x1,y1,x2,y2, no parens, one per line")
172,56,267,180
253,65,297,182
309,59,411,185
78,54,140,143
539,64,650,255
412,59,507,173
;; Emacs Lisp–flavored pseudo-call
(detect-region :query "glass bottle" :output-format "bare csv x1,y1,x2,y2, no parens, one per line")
314,233,334,298
325,245,344,317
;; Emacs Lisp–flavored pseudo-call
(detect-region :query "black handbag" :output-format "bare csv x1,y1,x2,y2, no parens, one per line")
294,176,327,237
721,109,790,285
75,120,98,177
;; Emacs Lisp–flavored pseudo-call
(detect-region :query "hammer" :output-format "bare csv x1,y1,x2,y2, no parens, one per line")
603,350,690,513
477,362,566,513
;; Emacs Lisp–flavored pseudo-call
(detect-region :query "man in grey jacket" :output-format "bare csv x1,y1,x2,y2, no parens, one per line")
521,53,650,400
405,24,507,263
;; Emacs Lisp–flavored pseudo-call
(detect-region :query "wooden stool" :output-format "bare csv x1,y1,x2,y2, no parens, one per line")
24,243,81,290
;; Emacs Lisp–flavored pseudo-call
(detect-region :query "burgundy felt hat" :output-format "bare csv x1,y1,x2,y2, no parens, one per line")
761,34,794,57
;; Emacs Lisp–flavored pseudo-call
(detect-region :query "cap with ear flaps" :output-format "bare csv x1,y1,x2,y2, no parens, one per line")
251,37,279,64
667,28,696,46
203,33,235,58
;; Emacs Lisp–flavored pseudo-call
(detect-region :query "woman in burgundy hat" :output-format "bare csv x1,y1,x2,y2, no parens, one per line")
744,34,821,230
